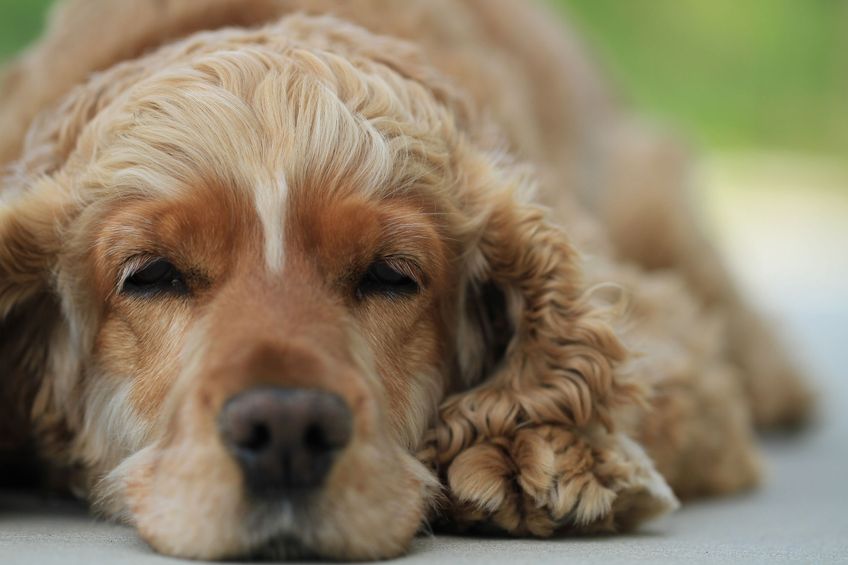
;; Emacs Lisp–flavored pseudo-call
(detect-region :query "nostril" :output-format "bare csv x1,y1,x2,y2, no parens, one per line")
303,423,330,452
239,421,271,452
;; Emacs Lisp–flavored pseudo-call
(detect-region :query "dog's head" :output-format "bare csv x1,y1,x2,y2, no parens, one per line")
0,16,659,559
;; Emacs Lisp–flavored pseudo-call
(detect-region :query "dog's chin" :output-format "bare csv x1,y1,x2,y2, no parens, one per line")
253,536,315,561
246,514,315,561
214,498,325,561
231,493,361,561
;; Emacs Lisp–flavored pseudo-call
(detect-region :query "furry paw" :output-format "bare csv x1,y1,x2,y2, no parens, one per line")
441,426,678,535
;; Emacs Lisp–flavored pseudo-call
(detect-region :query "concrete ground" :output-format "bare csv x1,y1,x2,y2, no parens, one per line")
2,155,847,564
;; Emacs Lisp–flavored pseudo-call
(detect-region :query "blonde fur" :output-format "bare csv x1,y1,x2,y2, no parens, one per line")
0,0,811,560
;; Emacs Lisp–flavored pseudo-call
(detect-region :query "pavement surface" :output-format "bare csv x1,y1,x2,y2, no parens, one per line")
1,155,847,564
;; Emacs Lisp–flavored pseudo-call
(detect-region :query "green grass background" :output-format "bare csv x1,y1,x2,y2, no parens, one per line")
1,0,845,159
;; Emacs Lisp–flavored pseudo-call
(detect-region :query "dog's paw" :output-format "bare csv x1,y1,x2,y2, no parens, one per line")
442,426,678,535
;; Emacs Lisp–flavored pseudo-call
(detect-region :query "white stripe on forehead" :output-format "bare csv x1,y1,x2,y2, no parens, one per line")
254,173,289,273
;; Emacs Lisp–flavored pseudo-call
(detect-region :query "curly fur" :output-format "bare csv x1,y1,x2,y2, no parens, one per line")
0,0,811,560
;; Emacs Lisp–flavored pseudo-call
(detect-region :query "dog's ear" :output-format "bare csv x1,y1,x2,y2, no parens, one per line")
0,58,128,461
436,179,642,452
421,160,677,534
0,176,71,462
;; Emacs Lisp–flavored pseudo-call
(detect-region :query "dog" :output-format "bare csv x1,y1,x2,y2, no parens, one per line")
0,0,812,560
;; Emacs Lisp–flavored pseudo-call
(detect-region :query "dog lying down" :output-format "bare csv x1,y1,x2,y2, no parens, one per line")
0,0,812,560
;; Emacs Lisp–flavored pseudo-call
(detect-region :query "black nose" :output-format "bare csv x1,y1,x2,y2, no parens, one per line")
219,387,353,495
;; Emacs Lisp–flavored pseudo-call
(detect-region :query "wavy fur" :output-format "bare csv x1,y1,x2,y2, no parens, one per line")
0,0,811,559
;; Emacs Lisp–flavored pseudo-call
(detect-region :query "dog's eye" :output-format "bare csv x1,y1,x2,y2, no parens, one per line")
122,259,187,296
357,260,419,298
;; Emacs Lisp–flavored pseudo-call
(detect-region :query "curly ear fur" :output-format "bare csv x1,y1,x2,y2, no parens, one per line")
432,189,642,455
420,163,677,533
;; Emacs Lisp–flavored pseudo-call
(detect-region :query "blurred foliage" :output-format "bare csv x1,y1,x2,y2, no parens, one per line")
555,0,847,158
0,0,53,58
1,0,845,158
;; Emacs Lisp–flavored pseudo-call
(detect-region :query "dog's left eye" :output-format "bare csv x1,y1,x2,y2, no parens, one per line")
122,259,187,296
357,260,419,298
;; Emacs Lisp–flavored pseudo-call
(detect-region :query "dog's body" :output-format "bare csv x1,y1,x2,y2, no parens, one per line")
0,0,810,560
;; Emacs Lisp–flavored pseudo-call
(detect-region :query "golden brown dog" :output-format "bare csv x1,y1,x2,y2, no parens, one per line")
0,0,811,559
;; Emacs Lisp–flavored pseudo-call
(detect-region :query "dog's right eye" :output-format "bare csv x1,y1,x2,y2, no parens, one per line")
122,259,187,296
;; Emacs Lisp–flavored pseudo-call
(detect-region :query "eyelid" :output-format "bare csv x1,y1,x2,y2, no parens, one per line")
116,254,160,294
380,255,425,285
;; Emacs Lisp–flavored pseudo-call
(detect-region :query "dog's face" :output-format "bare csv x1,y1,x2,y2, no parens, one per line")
0,16,659,561
84,189,457,558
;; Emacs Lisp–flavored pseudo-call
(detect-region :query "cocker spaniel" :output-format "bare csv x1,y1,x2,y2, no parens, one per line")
0,0,812,560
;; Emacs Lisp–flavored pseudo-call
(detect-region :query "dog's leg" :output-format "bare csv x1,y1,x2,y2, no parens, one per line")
584,123,813,429
427,424,679,536
608,267,764,498
423,265,765,534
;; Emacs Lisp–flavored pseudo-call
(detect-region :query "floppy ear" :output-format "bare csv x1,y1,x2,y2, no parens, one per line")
420,165,677,534
0,177,71,468
0,54,131,469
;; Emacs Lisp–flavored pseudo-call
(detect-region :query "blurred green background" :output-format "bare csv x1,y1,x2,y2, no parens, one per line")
562,0,847,160
0,0,845,160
